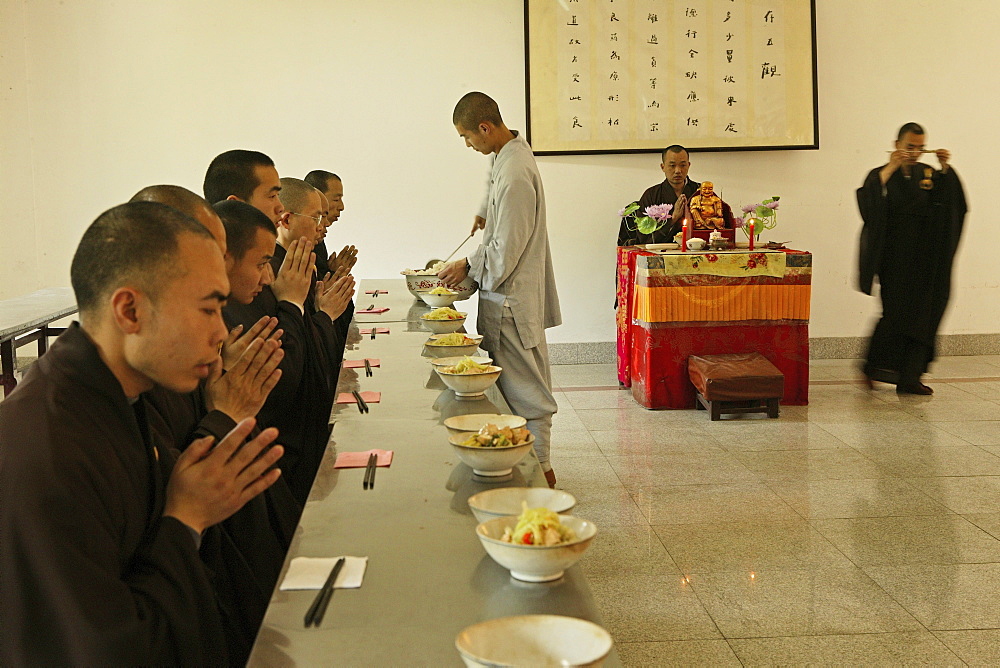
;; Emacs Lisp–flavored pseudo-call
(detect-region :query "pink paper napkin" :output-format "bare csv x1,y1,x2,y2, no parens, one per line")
336,391,381,405
359,327,390,335
333,449,393,469
364,290,388,296
357,307,389,314
343,359,380,369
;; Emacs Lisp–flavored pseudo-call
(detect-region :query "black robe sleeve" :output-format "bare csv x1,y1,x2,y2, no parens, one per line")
856,166,890,296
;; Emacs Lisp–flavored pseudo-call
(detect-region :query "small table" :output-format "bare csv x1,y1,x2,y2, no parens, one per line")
617,247,811,409
0,288,77,397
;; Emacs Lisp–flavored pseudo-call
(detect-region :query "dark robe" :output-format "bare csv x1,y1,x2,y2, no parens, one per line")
857,163,967,383
222,242,350,504
144,385,302,660
314,238,330,279
0,323,227,666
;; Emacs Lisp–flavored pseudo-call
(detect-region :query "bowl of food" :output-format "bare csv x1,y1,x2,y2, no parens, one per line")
475,505,597,582
455,614,612,668
443,412,525,438
434,358,502,397
467,487,576,524
448,426,533,477
420,307,468,334
424,333,483,358
419,286,460,308
431,355,492,369
402,264,478,301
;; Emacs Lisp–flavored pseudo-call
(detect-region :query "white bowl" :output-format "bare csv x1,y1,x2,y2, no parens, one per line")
424,334,483,359
467,487,576,524
435,365,501,398
420,313,468,334
418,291,460,308
475,515,597,582
456,615,612,668
443,413,526,438
431,355,492,369
449,432,533,477
402,272,478,300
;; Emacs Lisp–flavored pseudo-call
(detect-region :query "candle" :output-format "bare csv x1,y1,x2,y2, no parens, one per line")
682,219,688,252
748,219,755,251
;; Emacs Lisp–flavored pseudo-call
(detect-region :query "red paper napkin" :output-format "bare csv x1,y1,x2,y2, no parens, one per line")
333,449,393,468
343,359,380,369
336,391,381,405
357,307,389,314
359,327,390,335
364,290,388,295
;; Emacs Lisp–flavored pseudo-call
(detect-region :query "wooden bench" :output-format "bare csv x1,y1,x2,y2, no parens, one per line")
0,288,78,398
688,352,784,421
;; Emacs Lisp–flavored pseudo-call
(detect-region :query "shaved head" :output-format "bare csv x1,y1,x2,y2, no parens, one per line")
129,185,226,251
453,92,503,130
277,177,319,215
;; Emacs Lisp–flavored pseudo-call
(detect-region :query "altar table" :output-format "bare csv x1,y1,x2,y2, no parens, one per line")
617,246,811,409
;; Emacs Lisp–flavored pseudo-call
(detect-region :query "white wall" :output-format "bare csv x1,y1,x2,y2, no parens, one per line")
1,0,996,344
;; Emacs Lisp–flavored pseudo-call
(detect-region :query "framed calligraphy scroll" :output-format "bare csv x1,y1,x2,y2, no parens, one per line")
525,0,818,155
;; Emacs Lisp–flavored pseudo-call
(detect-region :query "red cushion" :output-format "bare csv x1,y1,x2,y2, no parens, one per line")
688,353,784,401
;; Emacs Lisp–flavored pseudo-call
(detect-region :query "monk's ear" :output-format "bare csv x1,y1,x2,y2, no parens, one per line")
224,251,236,273
109,286,144,334
226,194,241,202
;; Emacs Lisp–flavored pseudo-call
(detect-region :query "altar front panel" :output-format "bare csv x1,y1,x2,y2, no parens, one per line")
617,247,812,409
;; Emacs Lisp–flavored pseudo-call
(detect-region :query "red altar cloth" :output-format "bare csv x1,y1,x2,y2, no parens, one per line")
617,246,812,409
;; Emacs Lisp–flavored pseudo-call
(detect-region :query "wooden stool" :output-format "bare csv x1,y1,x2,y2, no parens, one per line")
688,353,784,421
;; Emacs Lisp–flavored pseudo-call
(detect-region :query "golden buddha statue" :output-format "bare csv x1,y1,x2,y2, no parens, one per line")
689,181,726,230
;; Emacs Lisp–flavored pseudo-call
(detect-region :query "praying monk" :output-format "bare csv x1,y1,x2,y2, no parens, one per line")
617,145,699,246
439,91,562,488
857,122,967,395
131,188,297,662
305,169,357,280
0,202,284,666
207,155,354,503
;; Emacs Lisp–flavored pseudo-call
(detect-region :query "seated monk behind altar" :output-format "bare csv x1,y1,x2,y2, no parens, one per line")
689,181,731,230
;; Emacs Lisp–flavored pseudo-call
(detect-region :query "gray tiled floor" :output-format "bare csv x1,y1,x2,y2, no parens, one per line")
550,356,1000,666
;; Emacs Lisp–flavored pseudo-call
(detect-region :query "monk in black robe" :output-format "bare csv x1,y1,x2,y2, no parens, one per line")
857,122,967,394
0,202,283,666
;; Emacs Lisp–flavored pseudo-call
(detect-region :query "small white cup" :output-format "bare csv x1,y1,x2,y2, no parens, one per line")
686,238,706,250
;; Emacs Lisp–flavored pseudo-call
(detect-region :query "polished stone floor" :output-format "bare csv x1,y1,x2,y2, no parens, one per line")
549,356,1000,667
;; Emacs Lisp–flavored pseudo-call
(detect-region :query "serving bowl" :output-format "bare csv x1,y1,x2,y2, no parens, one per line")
418,291,460,308
402,272,477,300
434,364,501,398
420,312,467,334
424,334,483,358
475,515,597,582
448,431,533,477
467,487,576,524
455,614,613,668
443,412,525,438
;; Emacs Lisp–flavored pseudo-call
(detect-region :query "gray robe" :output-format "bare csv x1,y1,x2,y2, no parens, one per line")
468,131,561,351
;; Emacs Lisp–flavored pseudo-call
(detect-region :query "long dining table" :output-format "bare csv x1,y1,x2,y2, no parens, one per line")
248,279,619,666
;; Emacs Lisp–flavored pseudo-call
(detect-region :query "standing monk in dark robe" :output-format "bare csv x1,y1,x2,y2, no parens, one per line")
857,122,967,394
0,202,284,666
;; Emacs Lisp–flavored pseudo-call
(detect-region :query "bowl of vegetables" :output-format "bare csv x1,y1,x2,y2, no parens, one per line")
443,412,524,438
475,505,597,582
455,615,612,668
434,358,501,397
418,286,460,308
420,307,468,334
467,487,576,524
424,333,483,359
448,425,534,476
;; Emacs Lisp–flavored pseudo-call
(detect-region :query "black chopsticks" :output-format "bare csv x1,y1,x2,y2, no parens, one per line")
363,359,373,377
370,328,376,340
363,452,377,490
304,557,346,627
366,303,375,310
351,390,369,413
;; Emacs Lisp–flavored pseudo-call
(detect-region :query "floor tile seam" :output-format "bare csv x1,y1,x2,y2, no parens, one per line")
927,629,982,667
759,477,960,520
722,629,954,640
812,377,1000,386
